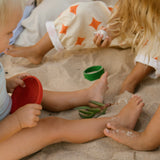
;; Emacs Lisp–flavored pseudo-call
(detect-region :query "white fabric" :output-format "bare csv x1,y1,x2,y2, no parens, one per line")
46,1,111,50
0,63,12,120
46,22,64,51
15,0,92,46
135,54,160,79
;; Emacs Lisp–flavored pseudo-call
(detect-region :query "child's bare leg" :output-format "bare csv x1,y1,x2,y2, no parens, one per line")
5,33,53,64
120,62,155,94
0,96,144,160
104,105,160,151
0,117,110,160
42,72,108,112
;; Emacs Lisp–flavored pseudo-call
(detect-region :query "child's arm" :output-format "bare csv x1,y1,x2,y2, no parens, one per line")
94,5,121,48
0,112,21,142
0,73,42,142
0,104,42,142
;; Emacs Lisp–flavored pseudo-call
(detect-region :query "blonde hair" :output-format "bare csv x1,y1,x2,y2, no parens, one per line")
108,0,160,59
0,0,25,25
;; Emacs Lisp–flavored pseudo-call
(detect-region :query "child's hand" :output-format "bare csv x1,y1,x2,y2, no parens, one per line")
6,73,30,93
14,104,42,129
93,26,112,48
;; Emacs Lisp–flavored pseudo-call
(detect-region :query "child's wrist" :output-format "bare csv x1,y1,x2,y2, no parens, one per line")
13,113,23,130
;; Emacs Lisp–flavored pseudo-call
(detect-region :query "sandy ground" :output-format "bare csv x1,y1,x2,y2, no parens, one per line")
1,0,160,159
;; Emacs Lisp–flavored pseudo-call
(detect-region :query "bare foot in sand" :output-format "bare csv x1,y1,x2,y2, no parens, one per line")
107,95,144,130
116,95,144,129
88,73,144,129
87,72,108,106
103,96,145,150
5,33,54,64
5,45,44,64
104,123,142,150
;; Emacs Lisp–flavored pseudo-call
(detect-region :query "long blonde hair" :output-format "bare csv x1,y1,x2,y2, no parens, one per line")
108,0,160,59
0,0,25,25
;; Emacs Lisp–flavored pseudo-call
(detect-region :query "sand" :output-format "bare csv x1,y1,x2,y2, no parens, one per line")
1,0,160,159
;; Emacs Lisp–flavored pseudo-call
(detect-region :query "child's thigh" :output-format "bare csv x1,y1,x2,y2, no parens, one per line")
0,117,65,160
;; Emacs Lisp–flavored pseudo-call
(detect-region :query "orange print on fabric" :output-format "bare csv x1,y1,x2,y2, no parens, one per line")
89,17,101,30
59,24,68,34
75,37,85,45
70,5,79,15
154,57,158,60
108,7,113,12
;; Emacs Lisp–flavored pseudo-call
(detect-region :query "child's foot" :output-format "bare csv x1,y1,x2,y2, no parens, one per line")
5,45,44,64
107,95,144,130
104,123,142,150
88,72,108,106
113,95,144,129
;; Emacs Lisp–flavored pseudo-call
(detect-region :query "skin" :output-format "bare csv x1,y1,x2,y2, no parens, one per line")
0,5,147,160
104,104,160,151
119,62,155,93
0,11,21,52
94,27,155,94
0,13,146,159
5,33,53,64
93,26,113,48
4,26,113,64
0,92,144,160
5,20,155,94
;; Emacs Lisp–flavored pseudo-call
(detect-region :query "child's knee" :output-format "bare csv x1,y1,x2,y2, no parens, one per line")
40,117,66,142
42,117,65,129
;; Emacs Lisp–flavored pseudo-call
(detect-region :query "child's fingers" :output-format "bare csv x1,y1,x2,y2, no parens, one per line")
16,78,26,88
102,36,112,48
95,35,103,47
18,73,30,79
101,26,105,30
22,104,42,111
93,34,98,43
15,73,30,88
101,38,110,48
34,109,41,116
34,116,40,122
32,104,43,110
30,122,38,128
